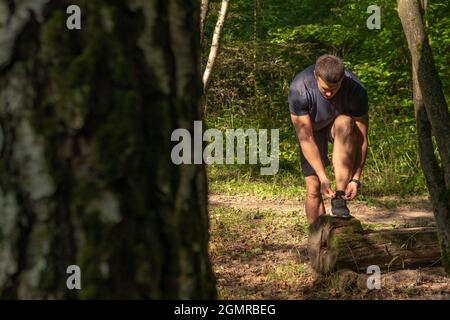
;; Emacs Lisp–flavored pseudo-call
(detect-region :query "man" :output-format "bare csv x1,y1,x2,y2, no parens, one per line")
289,54,369,225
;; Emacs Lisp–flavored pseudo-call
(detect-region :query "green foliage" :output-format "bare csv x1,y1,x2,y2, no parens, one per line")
204,0,450,197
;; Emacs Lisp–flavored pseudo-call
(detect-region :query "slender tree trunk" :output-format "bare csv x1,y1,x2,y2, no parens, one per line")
0,0,217,299
252,0,258,93
398,0,450,274
202,0,230,92
200,0,209,48
419,0,428,28
253,0,258,45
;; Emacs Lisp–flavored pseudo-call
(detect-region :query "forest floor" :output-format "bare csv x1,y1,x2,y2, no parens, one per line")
208,193,450,299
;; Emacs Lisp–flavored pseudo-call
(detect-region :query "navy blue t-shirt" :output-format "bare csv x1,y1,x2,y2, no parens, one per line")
288,64,368,128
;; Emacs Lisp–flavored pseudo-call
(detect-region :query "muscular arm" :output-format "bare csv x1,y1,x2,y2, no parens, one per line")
351,113,369,180
290,114,328,181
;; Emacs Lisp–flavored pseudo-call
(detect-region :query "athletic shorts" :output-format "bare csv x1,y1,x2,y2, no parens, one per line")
299,123,334,177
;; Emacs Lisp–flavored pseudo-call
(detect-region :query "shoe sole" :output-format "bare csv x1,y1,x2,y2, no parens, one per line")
330,212,351,219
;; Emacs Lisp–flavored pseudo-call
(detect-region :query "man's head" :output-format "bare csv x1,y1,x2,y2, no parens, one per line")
314,54,345,100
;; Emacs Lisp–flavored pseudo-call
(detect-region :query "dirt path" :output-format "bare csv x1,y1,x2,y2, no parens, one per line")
209,193,435,228
208,193,450,299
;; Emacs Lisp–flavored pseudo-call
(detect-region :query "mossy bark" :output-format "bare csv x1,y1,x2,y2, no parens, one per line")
0,0,217,299
308,216,441,275
397,0,450,275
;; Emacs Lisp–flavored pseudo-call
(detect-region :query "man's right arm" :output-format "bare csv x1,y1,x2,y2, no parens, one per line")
291,114,335,197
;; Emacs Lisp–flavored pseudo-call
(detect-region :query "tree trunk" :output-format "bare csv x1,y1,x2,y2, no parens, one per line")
0,0,217,299
252,0,258,93
202,0,230,92
200,0,209,48
397,0,450,275
419,0,428,28
308,216,441,275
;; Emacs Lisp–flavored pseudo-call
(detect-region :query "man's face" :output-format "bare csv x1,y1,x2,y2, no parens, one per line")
314,71,343,100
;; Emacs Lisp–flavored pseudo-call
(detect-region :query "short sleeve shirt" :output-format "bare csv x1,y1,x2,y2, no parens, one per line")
288,64,368,128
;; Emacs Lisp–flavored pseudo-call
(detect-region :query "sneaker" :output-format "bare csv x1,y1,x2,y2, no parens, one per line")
331,190,350,218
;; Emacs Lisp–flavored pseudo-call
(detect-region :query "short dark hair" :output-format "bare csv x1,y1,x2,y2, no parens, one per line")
314,54,344,83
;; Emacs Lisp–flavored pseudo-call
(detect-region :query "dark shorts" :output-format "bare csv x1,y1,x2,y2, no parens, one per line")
299,124,334,177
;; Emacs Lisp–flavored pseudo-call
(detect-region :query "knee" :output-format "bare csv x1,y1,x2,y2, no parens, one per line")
307,191,322,200
305,176,322,199
334,115,355,136
306,186,322,199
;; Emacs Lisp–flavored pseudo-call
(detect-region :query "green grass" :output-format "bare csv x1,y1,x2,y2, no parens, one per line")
205,103,429,199
208,164,429,210
266,261,306,281
208,165,306,200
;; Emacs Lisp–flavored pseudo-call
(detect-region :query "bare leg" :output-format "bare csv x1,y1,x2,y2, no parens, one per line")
350,125,363,178
331,115,357,191
305,175,326,225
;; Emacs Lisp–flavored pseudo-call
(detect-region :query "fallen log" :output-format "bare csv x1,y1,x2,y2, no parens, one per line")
307,215,441,274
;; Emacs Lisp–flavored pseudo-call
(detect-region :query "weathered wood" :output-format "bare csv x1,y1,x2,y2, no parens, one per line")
308,215,441,275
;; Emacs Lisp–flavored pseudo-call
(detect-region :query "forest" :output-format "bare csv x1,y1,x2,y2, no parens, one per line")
0,0,449,301
202,0,450,299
